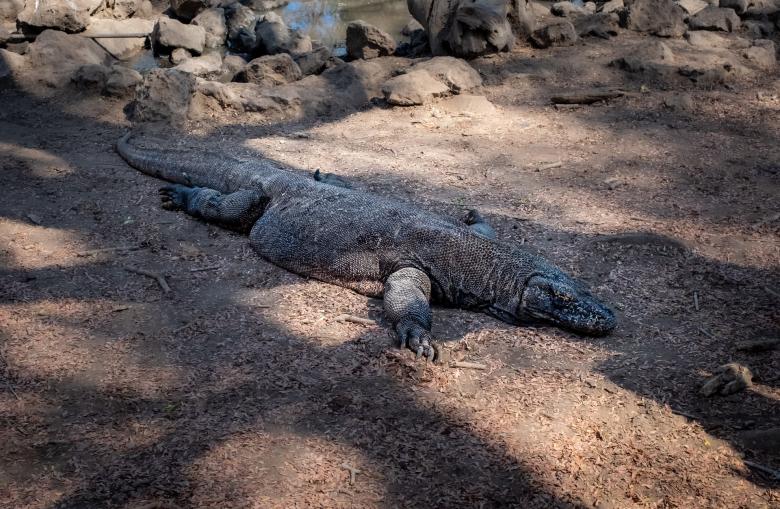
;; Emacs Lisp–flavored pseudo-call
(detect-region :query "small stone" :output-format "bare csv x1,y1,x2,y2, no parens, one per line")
346,20,396,60
719,0,747,14
72,64,109,89
677,0,709,16
234,53,302,87
0,48,25,80
171,48,192,65
153,16,206,54
530,20,578,48
104,64,142,96
743,40,776,69
438,94,496,116
743,20,774,38
174,51,223,78
700,363,752,396
551,1,588,17
663,93,694,111
219,54,246,81
688,6,741,32
685,29,749,48
192,8,227,49
294,46,331,76
382,69,449,106
225,2,257,45
255,12,312,56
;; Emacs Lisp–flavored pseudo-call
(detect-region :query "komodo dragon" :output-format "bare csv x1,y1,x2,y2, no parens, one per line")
117,133,616,360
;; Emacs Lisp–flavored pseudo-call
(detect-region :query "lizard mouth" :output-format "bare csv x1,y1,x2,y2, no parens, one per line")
518,275,616,336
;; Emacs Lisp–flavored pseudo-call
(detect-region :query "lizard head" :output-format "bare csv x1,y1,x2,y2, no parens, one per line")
517,274,616,336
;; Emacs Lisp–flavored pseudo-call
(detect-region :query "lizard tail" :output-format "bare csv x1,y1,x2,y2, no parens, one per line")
116,132,269,192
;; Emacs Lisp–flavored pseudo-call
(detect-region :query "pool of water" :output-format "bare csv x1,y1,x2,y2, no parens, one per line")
274,0,412,53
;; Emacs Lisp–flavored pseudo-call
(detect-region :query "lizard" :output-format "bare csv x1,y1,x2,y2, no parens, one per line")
117,133,616,361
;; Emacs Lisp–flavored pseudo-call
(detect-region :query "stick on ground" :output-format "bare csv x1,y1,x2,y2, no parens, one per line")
125,266,171,292
334,314,376,326
451,361,488,370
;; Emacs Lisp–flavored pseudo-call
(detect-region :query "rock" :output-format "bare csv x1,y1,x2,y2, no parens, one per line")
346,20,395,60
96,0,145,20
153,16,206,54
584,1,596,13
663,92,694,110
26,29,110,86
530,20,578,47
600,0,624,14
234,53,302,87
17,0,102,33
82,18,154,60
382,69,449,106
193,79,300,116
72,63,109,88
0,25,9,44
739,428,780,454
551,1,588,17
242,0,289,11
623,0,687,37
743,40,776,69
170,47,192,64
401,18,424,35
294,46,330,75
412,56,482,92
170,0,208,21
225,2,256,46
438,94,496,116
719,0,747,14
192,8,226,49
575,12,620,38
104,64,141,96
174,51,223,77
700,363,752,396
743,19,774,38
677,0,709,16
219,53,245,81
0,48,25,80
135,0,153,18
685,29,749,48
255,13,312,56
688,6,741,31
131,68,196,122
0,0,23,23
611,40,676,75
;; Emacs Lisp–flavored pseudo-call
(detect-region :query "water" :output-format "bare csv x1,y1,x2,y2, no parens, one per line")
274,0,412,54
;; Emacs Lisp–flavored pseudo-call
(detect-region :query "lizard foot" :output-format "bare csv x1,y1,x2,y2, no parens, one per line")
396,322,436,362
159,185,191,210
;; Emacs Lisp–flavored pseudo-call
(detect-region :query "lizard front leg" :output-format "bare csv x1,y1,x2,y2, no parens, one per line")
383,267,436,361
159,185,267,232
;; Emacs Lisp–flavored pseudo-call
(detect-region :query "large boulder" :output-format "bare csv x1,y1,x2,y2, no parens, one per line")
152,16,206,54
530,20,578,47
254,12,312,56
104,64,142,96
0,0,24,23
600,0,624,14
382,70,449,106
192,8,226,49
192,79,300,117
719,0,748,14
742,39,776,69
688,6,741,31
294,46,331,76
234,53,302,87
622,0,687,37
169,0,208,21
0,48,26,80
17,0,102,33
82,18,154,60
224,2,256,50
95,0,147,20
131,68,196,122
346,20,396,59
71,63,109,89
551,1,588,17
26,29,110,86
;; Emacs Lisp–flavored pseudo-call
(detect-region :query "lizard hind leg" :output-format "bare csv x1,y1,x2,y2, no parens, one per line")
383,267,436,361
313,169,352,189
464,209,497,239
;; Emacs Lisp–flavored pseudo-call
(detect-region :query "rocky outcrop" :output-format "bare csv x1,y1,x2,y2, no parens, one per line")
153,16,206,54
131,68,196,122
26,29,110,86
622,0,687,37
346,20,396,59
688,6,741,31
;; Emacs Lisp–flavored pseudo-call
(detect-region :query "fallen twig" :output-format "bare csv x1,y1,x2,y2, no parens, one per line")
190,265,222,272
334,314,376,326
451,361,488,370
698,327,717,341
538,161,563,171
125,266,171,293
743,460,780,480
341,463,361,485
693,291,700,311
551,90,624,105
76,245,142,257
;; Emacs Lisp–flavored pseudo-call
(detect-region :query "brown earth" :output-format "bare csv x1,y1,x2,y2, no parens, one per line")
1,28,779,509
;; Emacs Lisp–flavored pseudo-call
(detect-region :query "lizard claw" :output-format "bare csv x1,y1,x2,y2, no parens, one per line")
400,325,436,363
159,185,190,211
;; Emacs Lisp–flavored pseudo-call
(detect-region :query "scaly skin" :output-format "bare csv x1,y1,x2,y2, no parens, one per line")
118,133,616,361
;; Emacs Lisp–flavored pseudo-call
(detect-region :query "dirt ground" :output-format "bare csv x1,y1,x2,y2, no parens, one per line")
1,27,779,509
